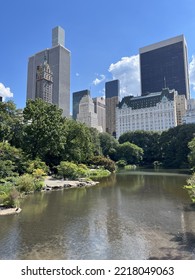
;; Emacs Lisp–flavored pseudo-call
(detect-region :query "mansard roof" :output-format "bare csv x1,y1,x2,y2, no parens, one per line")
117,88,176,110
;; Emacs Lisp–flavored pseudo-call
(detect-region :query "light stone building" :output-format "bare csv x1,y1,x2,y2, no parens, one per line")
93,97,106,132
77,95,103,132
116,88,178,139
182,99,195,124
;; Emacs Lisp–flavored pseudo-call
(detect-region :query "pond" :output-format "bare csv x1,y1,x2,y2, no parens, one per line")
0,169,195,260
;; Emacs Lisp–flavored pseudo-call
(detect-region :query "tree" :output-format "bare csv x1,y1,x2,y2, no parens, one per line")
119,130,161,166
0,142,26,178
187,138,195,169
116,142,143,164
160,124,195,168
0,100,23,145
99,132,119,160
22,99,67,165
63,119,94,163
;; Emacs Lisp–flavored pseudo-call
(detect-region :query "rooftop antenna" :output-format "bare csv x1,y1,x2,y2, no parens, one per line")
164,76,167,88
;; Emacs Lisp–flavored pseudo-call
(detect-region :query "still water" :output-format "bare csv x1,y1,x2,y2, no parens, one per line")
0,170,195,260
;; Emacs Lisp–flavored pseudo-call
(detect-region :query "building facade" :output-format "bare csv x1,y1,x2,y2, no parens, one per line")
105,80,120,136
36,56,53,103
72,89,90,120
26,26,70,117
116,88,178,139
182,99,195,124
93,96,106,132
77,95,102,132
139,35,190,99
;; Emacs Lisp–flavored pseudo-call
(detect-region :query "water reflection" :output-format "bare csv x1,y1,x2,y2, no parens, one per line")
0,170,195,260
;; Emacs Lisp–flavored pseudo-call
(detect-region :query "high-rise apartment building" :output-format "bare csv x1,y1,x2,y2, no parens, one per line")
139,35,190,99
105,80,120,137
72,89,90,120
77,95,102,132
27,26,70,117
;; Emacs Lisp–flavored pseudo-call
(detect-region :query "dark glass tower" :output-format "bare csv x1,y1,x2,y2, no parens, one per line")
139,35,190,99
105,80,120,136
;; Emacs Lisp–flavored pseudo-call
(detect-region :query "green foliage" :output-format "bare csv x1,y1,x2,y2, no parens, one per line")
116,159,127,168
63,119,95,163
160,124,195,168
88,168,110,179
0,182,20,207
26,158,49,175
116,142,143,164
119,130,160,166
0,142,26,177
23,99,67,165
183,173,195,203
99,132,119,160
57,161,88,179
0,101,23,145
188,138,195,170
15,174,44,193
89,156,116,172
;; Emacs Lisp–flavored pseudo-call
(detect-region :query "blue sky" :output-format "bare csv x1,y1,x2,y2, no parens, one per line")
0,0,195,112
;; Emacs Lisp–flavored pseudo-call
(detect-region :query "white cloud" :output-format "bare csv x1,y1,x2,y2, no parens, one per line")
108,55,140,99
189,55,195,92
92,74,105,86
0,82,13,100
76,72,80,77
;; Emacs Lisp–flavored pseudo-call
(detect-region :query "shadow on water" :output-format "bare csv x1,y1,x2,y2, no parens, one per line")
149,232,195,260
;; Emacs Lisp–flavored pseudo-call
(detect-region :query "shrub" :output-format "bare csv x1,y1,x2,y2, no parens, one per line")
116,160,127,168
57,161,79,179
16,174,35,193
89,156,116,172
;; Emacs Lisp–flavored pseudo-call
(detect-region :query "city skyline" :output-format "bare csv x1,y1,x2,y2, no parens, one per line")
0,0,195,111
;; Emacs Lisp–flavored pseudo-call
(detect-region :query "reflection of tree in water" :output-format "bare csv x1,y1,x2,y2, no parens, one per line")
149,232,195,260
116,173,145,194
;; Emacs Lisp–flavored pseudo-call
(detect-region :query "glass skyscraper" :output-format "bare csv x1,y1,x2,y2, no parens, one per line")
139,35,190,99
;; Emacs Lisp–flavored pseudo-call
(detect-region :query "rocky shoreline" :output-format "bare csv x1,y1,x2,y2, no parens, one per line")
0,177,99,216
0,207,22,216
43,176,99,191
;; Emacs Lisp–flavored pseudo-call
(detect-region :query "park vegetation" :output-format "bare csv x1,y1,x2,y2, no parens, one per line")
1,99,195,207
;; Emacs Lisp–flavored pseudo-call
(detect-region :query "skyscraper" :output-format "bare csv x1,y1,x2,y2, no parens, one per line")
27,26,70,117
105,80,120,136
72,89,90,120
139,35,190,99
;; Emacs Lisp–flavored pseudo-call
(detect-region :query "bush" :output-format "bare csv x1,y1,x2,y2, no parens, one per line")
0,182,20,207
57,161,80,179
16,174,35,193
26,158,49,175
116,160,127,168
183,173,195,203
89,156,116,172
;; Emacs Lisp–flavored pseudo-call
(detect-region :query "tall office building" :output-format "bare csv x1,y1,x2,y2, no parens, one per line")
105,80,120,136
139,35,190,99
72,89,90,120
27,26,70,117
